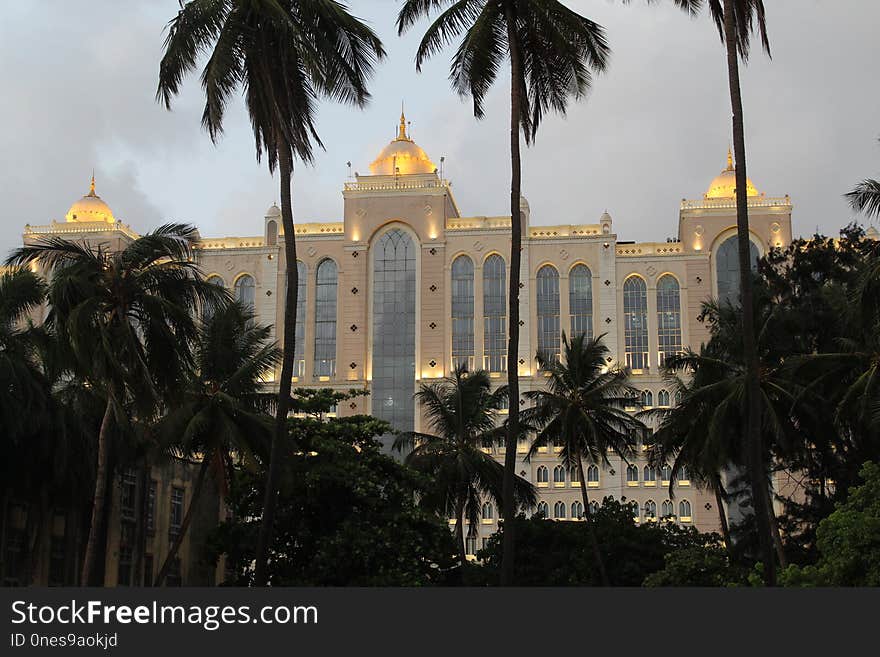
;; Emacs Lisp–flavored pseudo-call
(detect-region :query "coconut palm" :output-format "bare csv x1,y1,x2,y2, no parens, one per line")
397,0,613,586
523,332,643,586
157,0,385,585
699,0,777,584
846,139,880,219
393,365,536,571
6,224,224,585
153,301,280,585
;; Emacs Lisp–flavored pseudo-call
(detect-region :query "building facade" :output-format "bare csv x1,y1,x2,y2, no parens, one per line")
16,113,795,570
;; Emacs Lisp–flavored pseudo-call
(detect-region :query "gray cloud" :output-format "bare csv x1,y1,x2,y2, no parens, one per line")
2,0,878,257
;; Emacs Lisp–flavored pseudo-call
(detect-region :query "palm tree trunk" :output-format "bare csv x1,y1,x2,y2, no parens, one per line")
132,458,149,586
454,500,467,572
578,459,610,586
712,475,733,556
763,480,788,568
154,456,210,586
255,141,299,587
81,394,113,586
500,0,523,588
721,0,776,586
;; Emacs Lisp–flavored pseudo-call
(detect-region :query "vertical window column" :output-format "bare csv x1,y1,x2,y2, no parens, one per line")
314,259,338,378
483,255,507,372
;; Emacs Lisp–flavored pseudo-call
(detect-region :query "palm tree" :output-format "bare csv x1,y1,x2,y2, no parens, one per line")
153,301,280,585
393,365,536,571
523,333,643,586
398,0,612,587
846,138,880,219
157,0,385,586
7,225,224,585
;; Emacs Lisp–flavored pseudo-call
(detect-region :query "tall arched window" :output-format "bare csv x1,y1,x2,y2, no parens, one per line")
536,502,548,519
661,500,675,519
627,464,639,485
589,501,599,515
553,501,567,520
314,259,337,377
644,465,657,483
483,255,507,372
536,465,549,485
644,499,657,521
640,390,653,407
571,501,584,520
553,465,566,486
372,229,417,439
536,265,560,364
293,261,307,378
660,464,672,484
716,235,759,306
234,274,256,314
570,465,581,485
656,275,682,367
658,389,671,407
451,255,475,370
481,502,494,521
569,264,593,340
587,465,600,487
630,501,640,520
203,275,225,323
679,500,692,521
623,276,648,370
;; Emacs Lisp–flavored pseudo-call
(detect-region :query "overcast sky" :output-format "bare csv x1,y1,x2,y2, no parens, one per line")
1,1,878,257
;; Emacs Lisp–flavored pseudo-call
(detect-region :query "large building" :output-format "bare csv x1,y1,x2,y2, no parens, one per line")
15,112,796,577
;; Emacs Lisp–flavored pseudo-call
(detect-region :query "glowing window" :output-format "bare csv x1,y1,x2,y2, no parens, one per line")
569,264,593,340
657,275,682,367
451,255,475,369
623,276,648,370
314,259,337,377
536,265,560,364
483,255,507,372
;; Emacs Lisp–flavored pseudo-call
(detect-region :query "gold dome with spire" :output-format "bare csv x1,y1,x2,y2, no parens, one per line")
65,174,116,224
369,110,437,176
705,149,761,199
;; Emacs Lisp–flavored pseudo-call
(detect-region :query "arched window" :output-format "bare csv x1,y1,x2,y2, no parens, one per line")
644,465,657,483
372,229,417,438
483,255,507,372
623,276,648,370
293,261,307,378
657,389,671,407
674,390,683,406
571,501,584,520
660,464,672,483
536,265,560,364
234,274,256,314
553,501,567,520
657,275,682,367
266,220,278,246
451,255,475,370
314,259,337,377
716,235,759,307
627,464,639,485
553,465,566,485
640,390,653,407
569,264,593,340
536,501,548,519
644,499,657,521
589,501,599,515
481,502,494,521
536,465,549,485
679,500,692,520
679,466,690,484
630,501,640,520
661,499,675,519
570,465,581,485
587,465,600,487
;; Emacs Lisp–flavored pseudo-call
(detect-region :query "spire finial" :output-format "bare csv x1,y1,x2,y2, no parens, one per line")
726,147,734,171
397,101,408,141
89,169,96,196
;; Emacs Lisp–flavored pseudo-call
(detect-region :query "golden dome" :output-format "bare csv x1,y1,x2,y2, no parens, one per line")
705,149,760,199
369,111,437,175
65,175,116,224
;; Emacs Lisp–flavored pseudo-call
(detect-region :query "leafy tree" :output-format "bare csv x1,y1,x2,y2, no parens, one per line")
157,0,385,585
524,332,643,585
780,462,880,586
394,365,536,570
643,544,741,587
209,391,457,586
397,0,614,585
846,138,880,219
476,497,725,586
7,225,223,585
153,301,280,585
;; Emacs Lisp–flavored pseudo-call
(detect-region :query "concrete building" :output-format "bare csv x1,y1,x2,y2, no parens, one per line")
10,112,795,575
